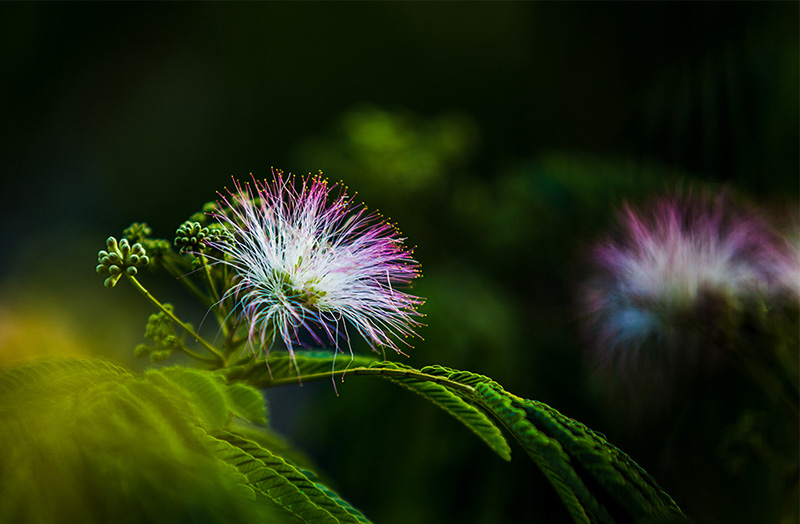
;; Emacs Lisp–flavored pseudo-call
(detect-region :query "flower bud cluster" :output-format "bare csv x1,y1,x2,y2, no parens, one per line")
174,221,208,255
134,306,184,363
96,237,149,288
205,223,234,248
174,220,234,257
121,222,152,244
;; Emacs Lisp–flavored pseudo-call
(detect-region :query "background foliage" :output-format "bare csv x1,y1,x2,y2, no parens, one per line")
0,3,797,523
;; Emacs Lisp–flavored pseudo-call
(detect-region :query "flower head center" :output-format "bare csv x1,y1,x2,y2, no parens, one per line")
272,269,328,311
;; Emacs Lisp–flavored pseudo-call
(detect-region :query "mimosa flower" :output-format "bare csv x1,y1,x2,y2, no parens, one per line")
580,190,779,383
209,171,423,360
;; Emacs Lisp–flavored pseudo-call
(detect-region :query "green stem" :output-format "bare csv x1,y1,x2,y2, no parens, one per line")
221,311,248,357
199,254,222,306
126,274,226,365
198,253,229,336
161,256,211,307
174,344,219,364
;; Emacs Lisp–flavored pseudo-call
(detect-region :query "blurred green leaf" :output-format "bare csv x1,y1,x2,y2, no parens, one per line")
0,358,285,523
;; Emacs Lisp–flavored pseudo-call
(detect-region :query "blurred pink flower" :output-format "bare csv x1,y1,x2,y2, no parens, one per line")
579,190,784,390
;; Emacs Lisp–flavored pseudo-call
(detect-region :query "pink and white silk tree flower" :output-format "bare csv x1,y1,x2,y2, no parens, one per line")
209,171,424,360
579,190,784,394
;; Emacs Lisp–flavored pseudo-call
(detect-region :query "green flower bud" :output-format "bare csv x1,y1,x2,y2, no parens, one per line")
96,235,150,288
104,275,121,288
122,222,152,243
133,343,151,358
174,221,210,255
139,239,171,268
150,349,173,363
119,238,131,256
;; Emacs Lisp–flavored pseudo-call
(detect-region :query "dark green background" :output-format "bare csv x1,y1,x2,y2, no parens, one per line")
1,3,797,523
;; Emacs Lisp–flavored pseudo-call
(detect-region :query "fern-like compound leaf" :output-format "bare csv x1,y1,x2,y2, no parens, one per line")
471,381,688,524
0,358,280,524
204,430,371,524
221,353,688,523
223,351,380,384
149,366,268,427
519,398,684,520
367,361,512,461
418,364,504,390
474,383,610,524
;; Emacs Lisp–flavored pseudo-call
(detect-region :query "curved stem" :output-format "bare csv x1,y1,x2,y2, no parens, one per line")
126,274,226,365
175,344,219,364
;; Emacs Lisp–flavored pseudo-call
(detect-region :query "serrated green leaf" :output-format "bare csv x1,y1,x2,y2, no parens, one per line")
230,422,319,473
148,366,231,427
312,482,370,523
418,364,504,390
203,430,371,524
474,382,611,524
147,366,267,427
0,358,129,401
356,361,686,523
225,382,268,425
222,355,687,524
519,398,684,520
0,358,275,524
379,372,511,461
223,351,380,387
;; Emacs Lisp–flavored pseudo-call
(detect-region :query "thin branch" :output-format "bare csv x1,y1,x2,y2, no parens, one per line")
126,274,225,365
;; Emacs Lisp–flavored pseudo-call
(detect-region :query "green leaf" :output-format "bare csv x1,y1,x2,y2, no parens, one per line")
203,430,371,524
311,481,370,524
147,366,231,427
323,360,687,524
0,358,129,401
418,364,504,390
475,382,606,524
148,366,267,427
366,362,511,461
225,381,269,425
221,355,688,523
0,358,275,524
229,422,319,473
223,350,380,386
519,398,684,520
